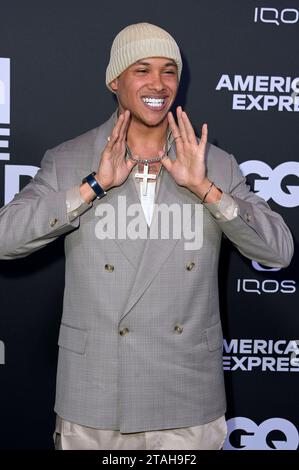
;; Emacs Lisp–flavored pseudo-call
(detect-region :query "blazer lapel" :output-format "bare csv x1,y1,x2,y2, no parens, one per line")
91,110,148,269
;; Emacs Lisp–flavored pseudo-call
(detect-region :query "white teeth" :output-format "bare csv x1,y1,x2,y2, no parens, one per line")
142,97,165,107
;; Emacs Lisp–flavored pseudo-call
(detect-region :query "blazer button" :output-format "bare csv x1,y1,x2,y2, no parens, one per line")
174,324,183,334
49,218,58,227
119,327,130,336
104,264,114,272
186,262,195,271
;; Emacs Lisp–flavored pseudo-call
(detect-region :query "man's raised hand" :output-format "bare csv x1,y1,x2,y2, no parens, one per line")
96,110,136,191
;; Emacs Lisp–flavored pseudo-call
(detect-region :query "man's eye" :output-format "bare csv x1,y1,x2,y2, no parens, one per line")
135,69,175,74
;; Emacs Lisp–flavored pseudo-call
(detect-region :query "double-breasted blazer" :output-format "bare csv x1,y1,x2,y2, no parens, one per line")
0,110,293,432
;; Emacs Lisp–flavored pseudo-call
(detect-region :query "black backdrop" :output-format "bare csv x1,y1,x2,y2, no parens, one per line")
0,0,298,450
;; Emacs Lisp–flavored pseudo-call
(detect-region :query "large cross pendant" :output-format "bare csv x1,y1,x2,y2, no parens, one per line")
135,163,157,196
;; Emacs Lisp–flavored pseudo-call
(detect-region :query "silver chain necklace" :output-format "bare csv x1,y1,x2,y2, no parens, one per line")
125,141,169,196
125,142,169,164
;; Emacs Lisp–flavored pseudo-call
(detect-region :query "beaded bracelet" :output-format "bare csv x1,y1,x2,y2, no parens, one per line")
202,181,215,203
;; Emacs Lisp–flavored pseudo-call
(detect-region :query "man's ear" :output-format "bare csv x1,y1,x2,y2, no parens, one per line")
110,78,118,92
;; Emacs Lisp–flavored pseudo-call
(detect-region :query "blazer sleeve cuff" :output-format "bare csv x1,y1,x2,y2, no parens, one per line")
203,191,239,221
66,185,93,222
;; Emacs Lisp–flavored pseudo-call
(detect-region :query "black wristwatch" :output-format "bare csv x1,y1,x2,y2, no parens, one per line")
82,172,107,199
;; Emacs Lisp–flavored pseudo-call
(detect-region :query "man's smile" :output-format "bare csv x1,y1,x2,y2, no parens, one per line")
141,96,169,111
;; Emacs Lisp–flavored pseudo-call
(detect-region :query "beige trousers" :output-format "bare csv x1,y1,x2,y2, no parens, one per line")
53,414,227,450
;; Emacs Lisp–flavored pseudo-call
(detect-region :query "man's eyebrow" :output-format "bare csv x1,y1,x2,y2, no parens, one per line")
134,60,177,67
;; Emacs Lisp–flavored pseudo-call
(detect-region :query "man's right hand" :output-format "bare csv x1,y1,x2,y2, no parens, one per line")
80,109,136,203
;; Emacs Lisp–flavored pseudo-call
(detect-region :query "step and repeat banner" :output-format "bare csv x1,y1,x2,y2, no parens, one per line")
0,0,298,450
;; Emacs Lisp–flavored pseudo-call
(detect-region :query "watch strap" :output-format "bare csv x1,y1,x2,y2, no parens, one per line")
82,172,107,199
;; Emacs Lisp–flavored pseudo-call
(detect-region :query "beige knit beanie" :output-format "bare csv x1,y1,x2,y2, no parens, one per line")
106,22,182,93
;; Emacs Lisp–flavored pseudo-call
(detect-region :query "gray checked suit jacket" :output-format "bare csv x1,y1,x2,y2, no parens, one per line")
0,110,294,433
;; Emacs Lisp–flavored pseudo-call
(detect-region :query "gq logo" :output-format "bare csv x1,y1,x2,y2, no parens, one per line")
240,160,299,208
251,261,280,272
224,417,299,450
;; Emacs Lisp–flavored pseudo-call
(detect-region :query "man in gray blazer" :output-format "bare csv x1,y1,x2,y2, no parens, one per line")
0,23,294,450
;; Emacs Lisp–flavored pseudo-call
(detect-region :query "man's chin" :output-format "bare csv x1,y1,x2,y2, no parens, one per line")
137,111,169,128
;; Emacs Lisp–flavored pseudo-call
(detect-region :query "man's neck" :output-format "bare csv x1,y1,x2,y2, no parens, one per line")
125,116,168,155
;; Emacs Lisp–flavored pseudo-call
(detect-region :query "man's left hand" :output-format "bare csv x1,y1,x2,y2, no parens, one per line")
161,106,222,203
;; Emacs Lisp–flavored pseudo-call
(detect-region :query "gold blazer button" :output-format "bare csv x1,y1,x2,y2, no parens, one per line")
186,262,195,271
104,264,114,272
49,218,58,227
174,324,183,334
119,327,130,336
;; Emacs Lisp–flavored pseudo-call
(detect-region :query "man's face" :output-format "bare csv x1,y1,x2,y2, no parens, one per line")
110,57,179,128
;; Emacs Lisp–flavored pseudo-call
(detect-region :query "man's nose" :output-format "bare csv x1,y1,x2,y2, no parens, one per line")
148,72,165,91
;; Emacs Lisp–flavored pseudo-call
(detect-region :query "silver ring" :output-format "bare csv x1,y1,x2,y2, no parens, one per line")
107,136,111,142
